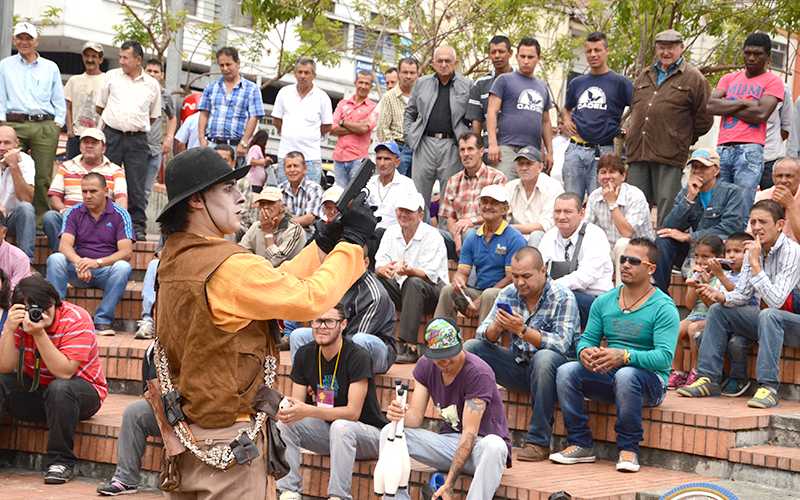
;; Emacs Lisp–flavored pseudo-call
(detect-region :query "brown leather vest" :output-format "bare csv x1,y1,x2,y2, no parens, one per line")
156,232,278,428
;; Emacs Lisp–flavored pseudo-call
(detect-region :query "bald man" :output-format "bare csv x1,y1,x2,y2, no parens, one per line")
0,126,36,259
754,157,800,241
403,46,472,216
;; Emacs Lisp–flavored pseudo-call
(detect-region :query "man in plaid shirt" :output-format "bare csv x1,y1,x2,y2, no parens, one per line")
279,151,323,237
465,246,580,462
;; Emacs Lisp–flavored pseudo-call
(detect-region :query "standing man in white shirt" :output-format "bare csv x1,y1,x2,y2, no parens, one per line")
505,146,563,247
272,58,333,185
64,42,105,160
375,192,449,364
539,192,613,328
366,141,418,230
0,126,36,259
95,40,161,241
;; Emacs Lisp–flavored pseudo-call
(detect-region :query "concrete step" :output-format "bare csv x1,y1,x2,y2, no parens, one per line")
0,469,163,499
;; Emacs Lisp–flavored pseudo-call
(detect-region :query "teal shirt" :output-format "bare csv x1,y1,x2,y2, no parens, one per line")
577,286,680,384
653,57,684,86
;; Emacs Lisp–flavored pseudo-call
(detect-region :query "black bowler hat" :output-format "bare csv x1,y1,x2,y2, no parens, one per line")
156,147,250,223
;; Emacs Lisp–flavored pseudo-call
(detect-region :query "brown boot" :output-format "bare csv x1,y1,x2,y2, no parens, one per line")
517,442,550,462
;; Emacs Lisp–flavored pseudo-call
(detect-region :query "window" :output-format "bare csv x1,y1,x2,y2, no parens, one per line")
184,0,197,16
771,41,787,71
353,26,397,63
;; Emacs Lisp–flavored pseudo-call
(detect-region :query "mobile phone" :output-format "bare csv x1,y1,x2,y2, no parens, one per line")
496,303,513,314
716,258,733,271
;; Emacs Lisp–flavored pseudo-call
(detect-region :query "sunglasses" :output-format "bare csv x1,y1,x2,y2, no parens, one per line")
619,255,650,266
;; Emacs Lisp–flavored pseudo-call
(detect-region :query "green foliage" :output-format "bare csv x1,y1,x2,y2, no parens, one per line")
111,0,188,61
13,6,63,29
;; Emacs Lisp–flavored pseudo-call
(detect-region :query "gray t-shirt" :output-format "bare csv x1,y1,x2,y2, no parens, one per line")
147,87,175,155
490,71,551,148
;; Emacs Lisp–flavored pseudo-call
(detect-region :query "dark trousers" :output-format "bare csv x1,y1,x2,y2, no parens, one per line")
760,158,778,190
654,237,690,293
378,275,442,344
65,135,81,161
573,291,597,330
0,373,101,467
103,126,149,235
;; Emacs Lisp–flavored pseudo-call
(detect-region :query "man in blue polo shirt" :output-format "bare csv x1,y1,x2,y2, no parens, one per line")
46,172,133,335
435,184,526,324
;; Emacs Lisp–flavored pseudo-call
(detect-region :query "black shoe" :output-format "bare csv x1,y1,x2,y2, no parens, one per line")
396,343,419,364
44,463,74,484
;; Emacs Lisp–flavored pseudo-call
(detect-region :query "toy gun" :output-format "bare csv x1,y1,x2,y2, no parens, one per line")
334,158,375,223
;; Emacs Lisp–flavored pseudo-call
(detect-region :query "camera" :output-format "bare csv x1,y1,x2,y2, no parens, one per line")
28,304,44,323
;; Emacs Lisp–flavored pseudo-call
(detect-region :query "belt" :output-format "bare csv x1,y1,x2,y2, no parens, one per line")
104,125,145,136
208,137,241,145
6,112,55,122
569,137,613,149
425,131,454,139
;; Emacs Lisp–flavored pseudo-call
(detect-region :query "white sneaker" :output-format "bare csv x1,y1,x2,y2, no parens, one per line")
135,317,155,339
616,451,640,472
95,328,116,336
279,492,301,500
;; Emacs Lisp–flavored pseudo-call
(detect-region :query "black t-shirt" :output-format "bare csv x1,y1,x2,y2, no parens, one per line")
291,338,387,428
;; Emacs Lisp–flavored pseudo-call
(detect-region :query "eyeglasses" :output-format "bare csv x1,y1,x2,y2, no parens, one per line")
619,255,650,266
311,318,343,329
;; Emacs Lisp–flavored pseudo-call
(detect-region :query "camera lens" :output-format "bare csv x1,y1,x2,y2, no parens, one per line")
28,305,44,323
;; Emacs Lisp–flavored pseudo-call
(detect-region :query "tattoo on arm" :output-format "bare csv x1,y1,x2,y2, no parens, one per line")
465,398,486,413
447,398,486,486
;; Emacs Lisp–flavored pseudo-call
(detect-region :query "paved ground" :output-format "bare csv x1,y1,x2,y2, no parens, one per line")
0,470,163,499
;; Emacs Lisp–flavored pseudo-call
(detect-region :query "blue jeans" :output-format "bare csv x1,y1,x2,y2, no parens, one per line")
333,158,365,188
141,258,159,320
42,210,63,252
464,339,567,448
6,202,36,259
573,291,597,330
718,143,764,218
556,361,665,453
654,236,690,293
727,334,752,381
112,399,159,487
275,159,323,186
46,253,132,326
562,143,614,201
697,304,800,390
289,327,391,375
398,143,413,177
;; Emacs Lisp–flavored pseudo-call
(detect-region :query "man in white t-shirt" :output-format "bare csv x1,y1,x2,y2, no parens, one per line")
271,58,333,185
366,141,418,230
0,126,36,259
63,42,105,160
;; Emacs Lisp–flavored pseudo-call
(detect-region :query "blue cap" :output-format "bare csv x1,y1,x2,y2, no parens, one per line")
374,141,400,157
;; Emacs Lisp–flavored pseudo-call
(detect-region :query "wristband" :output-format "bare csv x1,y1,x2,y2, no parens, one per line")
623,349,631,365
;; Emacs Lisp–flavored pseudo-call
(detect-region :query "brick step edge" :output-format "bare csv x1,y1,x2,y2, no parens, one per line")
728,445,800,472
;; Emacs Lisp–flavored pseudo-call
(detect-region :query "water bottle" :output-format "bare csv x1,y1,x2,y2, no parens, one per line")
429,472,446,491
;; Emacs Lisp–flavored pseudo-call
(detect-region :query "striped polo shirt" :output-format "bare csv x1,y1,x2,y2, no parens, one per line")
48,155,127,208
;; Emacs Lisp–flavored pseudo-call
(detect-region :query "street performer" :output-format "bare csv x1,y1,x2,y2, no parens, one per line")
152,147,376,499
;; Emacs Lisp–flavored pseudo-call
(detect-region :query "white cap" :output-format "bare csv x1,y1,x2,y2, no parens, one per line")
395,191,424,212
321,185,343,204
13,22,38,39
479,184,508,203
79,127,106,143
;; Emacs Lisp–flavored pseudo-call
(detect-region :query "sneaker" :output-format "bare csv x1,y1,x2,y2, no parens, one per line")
684,369,700,386
667,370,688,390
134,318,154,339
721,378,752,398
676,376,720,398
549,445,596,464
97,479,138,496
279,492,301,500
517,442,550,462
747,386,779,409
43,463,74,484
395,343,419,364
616,451,640,472
95,323,116,336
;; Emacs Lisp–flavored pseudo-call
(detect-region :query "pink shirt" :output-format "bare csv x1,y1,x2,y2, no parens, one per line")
716,70,784,146
754,186,800,241
332,96,377,162
246,145,266,187
0,241,31,289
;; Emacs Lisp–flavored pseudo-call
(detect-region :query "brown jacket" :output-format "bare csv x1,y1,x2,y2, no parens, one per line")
625,60,713,168
156,232,278,428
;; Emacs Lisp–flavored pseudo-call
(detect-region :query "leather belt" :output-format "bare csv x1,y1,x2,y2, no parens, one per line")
208,137,241,146
425,132,453,139
569,137,613,149
104,125,145,136
6,112,55,122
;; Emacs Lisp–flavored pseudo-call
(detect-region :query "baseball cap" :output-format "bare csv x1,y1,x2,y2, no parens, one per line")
687,148,720,168
79,128,106,143
322,185,343,204
422,318,463,360
479,184,509,203
655,29,683,43
514,145,542,163
374,141,400,157
13,22,37,39
252,186,282,204
82,41,104,54
395,191,424,212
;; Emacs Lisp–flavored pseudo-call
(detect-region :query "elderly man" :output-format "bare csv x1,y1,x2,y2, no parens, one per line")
708,33,783,214
43,128,128,251
465,247,580,462
321,185,343,223
760,84,793,190
377,57,420,176
272,58,333,185
505,146,563,247
375,192,449,364
0,126,36,259
96,40,161,241
539,192,614,328
279,151,324,236
404,46,472,213
0,23,66,214
331,71,377,186
434,185,527,327
654,148,745,293
468,36,513,149
239,186,306,266
625,29,712,225
551,238,679,473
366,141,418,230
755,157,800,240
63,42,105,159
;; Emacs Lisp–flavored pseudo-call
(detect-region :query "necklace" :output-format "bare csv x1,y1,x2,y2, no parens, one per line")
620,285,653,314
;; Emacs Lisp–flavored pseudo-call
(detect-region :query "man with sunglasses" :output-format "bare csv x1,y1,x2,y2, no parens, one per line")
551,238,679,473
277,303,386,500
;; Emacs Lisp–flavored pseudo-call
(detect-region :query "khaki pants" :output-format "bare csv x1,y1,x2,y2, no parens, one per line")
166,422,276,500
6,120,60,215
434,285,499,324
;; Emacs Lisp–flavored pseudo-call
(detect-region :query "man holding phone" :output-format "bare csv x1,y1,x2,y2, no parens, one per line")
465,247,580,462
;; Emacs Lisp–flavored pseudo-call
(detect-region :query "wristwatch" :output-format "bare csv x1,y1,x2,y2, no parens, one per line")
608,202,619,211
96,258,104,267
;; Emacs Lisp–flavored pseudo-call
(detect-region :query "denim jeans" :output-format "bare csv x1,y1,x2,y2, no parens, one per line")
697,304,800,390
42,210,64,252
143,151,161,203
398,143,413,177
46,253,132,326
141,258,159,320
289,327,391,375
112,399,160,487
275,159,323,186
718,143,764,218
727,334,753,381
276,417,380,500
556,361,665,453
6,202,36,259
334,158,365,188
563,143,614,201
654,236,690,293
381,426,508,500
464,339,567,448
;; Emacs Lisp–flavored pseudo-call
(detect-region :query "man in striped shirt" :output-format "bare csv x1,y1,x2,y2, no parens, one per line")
0,275,107,484
679,200,800,409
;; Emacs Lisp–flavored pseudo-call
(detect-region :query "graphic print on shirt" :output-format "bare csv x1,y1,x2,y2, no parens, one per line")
516,89,545,113
576,86,608,111
722,83,766,130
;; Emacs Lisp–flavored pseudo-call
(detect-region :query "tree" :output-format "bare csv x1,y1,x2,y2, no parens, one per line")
112,0,188,63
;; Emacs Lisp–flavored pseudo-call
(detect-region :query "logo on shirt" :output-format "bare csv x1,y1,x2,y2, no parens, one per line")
105,222,113,228
576,86,607,111
516,89,545,113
